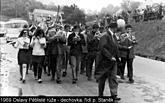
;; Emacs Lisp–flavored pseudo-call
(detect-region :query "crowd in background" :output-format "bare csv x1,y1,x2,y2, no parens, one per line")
132,5,164,22
100,4,164,25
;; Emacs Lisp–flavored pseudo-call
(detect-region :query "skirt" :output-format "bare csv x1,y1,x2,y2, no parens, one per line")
17,49,31,65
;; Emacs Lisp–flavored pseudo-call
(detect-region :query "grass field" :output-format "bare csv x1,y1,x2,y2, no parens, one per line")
132,20,165,61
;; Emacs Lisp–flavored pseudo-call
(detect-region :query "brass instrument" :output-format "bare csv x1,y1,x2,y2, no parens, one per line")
94,31,102,40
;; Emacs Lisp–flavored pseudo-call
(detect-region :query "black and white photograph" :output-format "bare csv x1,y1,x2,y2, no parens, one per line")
0,0,165,103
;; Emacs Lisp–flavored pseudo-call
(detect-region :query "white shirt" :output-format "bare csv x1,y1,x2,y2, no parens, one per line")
109,29,114,36
108,29,116,43
30,37,46,56
14,37,30,49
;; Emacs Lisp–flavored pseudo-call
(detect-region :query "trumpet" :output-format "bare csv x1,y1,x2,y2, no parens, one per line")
74,33,81,44
94,31,102,40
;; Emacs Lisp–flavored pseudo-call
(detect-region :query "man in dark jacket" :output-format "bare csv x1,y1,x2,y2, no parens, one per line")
80,26,89,74
68,25,85,84
86,24,100,81
61,24,71,77
119,25,137,83
47,26,66,84
95,22,121,102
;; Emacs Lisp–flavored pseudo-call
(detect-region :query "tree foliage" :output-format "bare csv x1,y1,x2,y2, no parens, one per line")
62,4,86,25
1,0,45,20
100,4,120,15
1,0,85,25
121,0,142,11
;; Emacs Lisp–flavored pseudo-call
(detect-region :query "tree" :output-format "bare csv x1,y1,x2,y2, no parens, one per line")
62,4,86,25
121,0,142,11
45,2,58,11
121,0,131,11
1,0,45,20
130,1,142,10
100,4,120,15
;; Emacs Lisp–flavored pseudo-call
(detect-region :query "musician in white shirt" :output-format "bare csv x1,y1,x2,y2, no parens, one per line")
13,29,30,83
30,28,46,83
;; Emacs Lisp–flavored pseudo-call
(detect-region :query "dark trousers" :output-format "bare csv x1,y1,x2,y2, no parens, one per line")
86,52,96,78
19,65,23,77
43,55,51,74
120,57,134,79
116,59,122,76
62,51,70,73
50,54,63,80
80,53,88,73
98,62,118,96
49,55,57,79
32,56,45,79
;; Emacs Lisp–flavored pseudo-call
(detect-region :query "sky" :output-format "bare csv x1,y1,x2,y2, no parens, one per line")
36,0,165,12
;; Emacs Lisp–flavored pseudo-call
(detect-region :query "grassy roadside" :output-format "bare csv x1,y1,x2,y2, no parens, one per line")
132,20,165,62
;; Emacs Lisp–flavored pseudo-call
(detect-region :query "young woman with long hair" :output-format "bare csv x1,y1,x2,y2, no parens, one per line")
13,29,30,83
30,28,46,83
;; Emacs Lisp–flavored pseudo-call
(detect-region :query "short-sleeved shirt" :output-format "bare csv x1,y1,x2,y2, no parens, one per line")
31,37,46,56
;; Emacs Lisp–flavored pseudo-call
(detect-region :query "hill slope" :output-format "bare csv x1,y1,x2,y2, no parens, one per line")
132,20,165,61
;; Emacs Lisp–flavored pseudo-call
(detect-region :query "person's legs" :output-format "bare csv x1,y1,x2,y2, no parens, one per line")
43,49,48,74
120,57,127,79
127,58,134,83
116,58,122,76
86,53,95,80
33,62,38,80
98,73,108,96
70,56,77,83
26,64,29,74
22,64,27,83
38,64,42,83
50,55,57,80
56,55,63,83
108,62,118,96
76,55,81,80
80,53,87,74
62,51,68,77
38,56,44,80
19,64,23,80
47,55,51,76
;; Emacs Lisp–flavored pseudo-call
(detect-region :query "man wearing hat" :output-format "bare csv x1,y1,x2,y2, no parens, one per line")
95,22,121,101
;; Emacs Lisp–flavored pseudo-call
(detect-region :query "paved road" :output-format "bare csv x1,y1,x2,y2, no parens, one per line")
1,42,165,103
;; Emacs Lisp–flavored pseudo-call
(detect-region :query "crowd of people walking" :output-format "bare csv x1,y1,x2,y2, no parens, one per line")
11,16,137,102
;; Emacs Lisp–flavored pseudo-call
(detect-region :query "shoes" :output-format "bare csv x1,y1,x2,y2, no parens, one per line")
34,76,38,80
120,75,125,80
51,78,55,81
72,79,77,84
96,79,99,83
47,73,51,76
22,79,26,83
112,95,121,101
80,71,85,74
20,78,22,81
87,77,92,81
38,79,42,83
56,79,62,84
62,72,67,77
129,79,134,83
75,78,78,81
